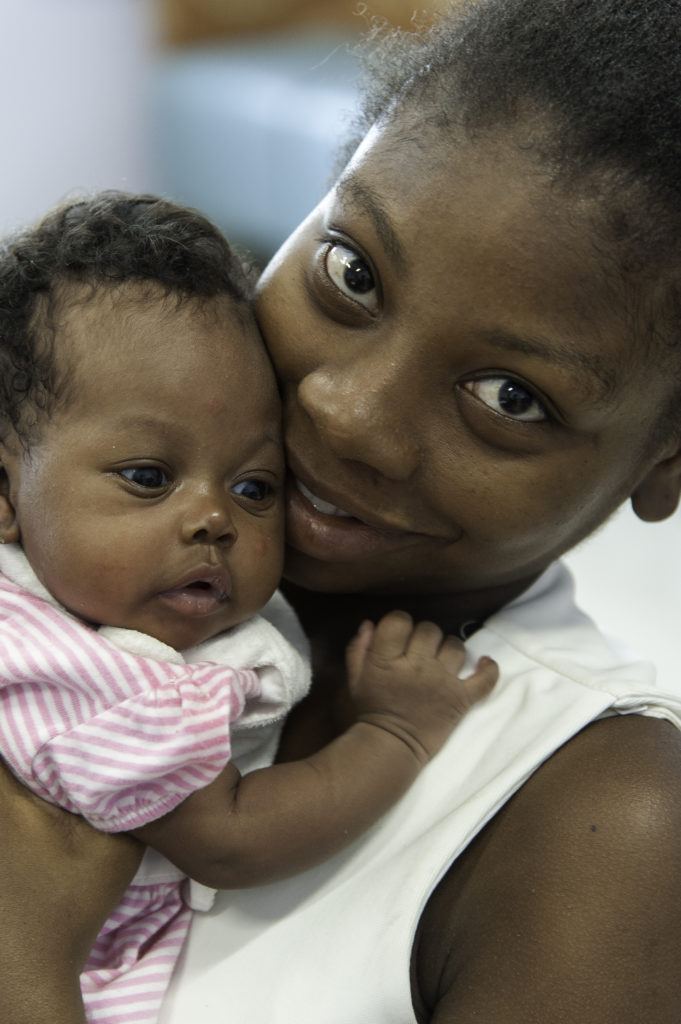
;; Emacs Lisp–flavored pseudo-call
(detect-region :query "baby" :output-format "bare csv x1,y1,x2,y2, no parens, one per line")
0,194,496,1024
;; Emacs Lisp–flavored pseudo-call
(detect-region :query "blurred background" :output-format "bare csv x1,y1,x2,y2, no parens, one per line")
0,0,677,684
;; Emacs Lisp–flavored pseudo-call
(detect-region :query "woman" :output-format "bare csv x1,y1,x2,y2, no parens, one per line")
5,1,681,1021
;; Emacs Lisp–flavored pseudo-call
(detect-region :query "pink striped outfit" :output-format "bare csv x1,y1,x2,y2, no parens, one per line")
0,544,310,1024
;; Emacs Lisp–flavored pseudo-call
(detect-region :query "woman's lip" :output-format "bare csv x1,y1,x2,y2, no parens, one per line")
286,479,429,563
295,479,354,519
289,469,420,534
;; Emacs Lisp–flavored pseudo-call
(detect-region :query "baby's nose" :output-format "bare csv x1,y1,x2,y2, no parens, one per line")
182,505,237,546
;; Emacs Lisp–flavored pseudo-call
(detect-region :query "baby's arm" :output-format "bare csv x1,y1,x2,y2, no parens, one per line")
132,612,497,888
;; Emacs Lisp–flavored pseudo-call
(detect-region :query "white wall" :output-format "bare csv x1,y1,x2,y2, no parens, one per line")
564,503,680,690
0,0,155,234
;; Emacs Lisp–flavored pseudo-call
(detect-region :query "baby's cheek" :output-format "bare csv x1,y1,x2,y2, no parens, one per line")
253,529,285,580
253,534,271,557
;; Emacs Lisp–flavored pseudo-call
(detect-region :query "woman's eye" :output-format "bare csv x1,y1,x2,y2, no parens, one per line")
231,478,274,503
463,377,547,422
119,466,170,489
324,243,378,312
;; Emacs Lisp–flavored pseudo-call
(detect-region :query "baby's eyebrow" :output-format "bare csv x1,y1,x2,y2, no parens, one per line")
481,328,617,400
335,175,407,270
259,431,282,449
115,414,171,434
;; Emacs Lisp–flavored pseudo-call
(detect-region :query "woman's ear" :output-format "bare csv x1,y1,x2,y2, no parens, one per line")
631,444,681,522
0,463,20,544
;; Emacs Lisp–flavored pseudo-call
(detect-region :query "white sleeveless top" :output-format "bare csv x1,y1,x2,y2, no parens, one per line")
159,563,681,1023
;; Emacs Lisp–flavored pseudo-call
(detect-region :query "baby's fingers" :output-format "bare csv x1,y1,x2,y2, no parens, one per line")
370,611,414,660
459,656,499,706
435,634,466,675
405,620,444,660
346,620,374,685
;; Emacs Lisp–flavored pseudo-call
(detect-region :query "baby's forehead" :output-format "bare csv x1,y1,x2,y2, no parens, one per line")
51,280,255,361
45,283,277,444
54,278,250,328
47,280,265,409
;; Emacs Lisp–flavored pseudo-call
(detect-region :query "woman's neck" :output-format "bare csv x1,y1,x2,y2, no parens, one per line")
275,575,538,762
281,576,537,656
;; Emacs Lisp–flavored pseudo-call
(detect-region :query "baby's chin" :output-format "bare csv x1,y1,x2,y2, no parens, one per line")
89,607,243,653
133,615,241,653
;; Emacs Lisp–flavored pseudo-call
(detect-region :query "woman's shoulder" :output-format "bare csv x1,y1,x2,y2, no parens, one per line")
414,713,681,1023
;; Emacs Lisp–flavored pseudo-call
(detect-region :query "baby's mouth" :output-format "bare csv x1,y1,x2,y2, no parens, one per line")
185,579,229,598
158,570,232,617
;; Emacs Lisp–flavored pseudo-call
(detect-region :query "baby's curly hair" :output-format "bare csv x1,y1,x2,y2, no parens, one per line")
0,192,256,444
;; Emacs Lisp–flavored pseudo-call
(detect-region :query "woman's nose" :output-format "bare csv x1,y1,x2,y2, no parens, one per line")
297,364,420,480
181,498,237,546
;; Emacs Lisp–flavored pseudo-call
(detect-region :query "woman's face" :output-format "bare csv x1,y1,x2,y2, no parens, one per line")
256,120,681,599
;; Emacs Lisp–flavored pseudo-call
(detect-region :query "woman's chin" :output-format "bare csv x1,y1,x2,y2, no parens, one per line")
282,543,436,596
282,545,373,593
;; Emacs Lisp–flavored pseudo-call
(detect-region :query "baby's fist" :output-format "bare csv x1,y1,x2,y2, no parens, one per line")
346,611,497,763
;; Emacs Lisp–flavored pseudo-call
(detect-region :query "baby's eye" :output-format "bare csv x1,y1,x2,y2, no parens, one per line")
325,243,378,312
119,466,170,489
463,377,547,422
231,478,274,503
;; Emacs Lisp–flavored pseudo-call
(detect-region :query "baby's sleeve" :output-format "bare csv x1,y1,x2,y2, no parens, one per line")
30,662,261,831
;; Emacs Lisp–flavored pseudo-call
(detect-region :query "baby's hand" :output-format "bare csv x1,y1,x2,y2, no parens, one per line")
345,611,497,764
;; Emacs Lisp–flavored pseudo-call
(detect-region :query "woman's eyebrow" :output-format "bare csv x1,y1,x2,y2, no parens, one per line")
481,328,617,399
333,178,616,398
335,176,407,269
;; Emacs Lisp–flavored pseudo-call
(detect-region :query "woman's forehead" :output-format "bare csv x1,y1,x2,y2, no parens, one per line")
332,125,636,364
340,122,593,264
317,124,675,415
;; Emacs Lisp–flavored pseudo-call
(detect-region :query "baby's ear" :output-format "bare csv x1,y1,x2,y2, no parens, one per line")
0,458,20,544
631,444,681,522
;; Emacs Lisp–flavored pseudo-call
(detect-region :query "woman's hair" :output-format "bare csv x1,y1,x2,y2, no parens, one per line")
0,192,255,444
349,0,681,437
356,1,681,242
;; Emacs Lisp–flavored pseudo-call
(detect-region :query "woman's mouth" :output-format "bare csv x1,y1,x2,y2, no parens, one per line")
286,477,428,562
295,480,354,518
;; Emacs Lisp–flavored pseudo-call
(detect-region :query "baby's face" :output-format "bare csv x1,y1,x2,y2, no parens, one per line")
2,285,285,650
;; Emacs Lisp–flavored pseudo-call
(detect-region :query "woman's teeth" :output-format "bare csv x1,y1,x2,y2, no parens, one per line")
296,480,354,518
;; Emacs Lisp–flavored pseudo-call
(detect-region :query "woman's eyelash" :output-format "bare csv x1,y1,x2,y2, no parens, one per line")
462,377,549,423
316,236,380,313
